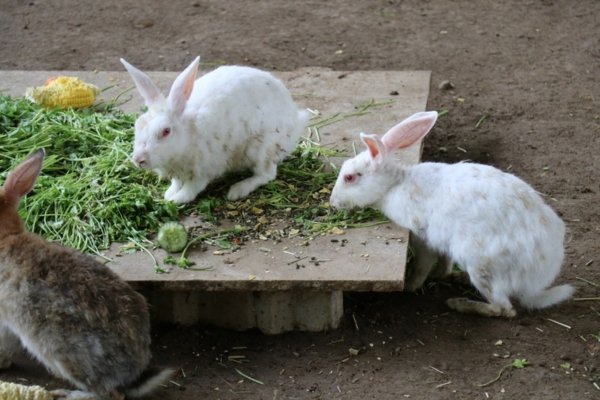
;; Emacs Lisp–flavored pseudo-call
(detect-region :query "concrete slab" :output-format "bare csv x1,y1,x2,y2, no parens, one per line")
0,68,431,333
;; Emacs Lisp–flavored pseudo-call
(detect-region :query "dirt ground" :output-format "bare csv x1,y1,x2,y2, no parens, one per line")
1,0,599,399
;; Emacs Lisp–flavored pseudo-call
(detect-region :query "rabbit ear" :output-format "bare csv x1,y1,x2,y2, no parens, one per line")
167,56,200,116
4,149,45,202
381,111,438,150
360,133,386,167
120,58,164,107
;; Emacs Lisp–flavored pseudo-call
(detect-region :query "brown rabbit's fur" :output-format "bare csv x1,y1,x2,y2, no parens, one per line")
0,150,171,400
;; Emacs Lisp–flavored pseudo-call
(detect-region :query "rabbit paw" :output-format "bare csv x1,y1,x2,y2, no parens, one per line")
165,180,207,204
168,188,198,204
228,169,277,200
164,179,183,200
227,182,254,201
447,297,516,318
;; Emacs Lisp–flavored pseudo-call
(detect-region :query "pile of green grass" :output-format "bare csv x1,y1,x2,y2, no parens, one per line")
0,95,178,255
0,95,386,256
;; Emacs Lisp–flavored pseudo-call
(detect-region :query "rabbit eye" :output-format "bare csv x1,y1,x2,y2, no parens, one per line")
344,174,357,184
160,127,171,138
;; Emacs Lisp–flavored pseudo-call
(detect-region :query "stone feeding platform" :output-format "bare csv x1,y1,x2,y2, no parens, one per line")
0,68,431,334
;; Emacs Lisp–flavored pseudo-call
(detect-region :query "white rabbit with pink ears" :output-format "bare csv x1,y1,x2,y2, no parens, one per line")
121,57,310,204
330,111,574,317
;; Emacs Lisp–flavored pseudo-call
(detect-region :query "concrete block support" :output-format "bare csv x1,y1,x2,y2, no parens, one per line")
149,290,343,335
255,291,343,334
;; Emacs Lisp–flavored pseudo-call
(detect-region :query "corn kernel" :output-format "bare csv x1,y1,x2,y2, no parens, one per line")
26,76,100,109
0,380,53,400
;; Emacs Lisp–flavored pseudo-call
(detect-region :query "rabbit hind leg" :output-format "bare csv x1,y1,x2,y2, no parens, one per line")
227,161,277,201
446,266,516,318
446,297,516,318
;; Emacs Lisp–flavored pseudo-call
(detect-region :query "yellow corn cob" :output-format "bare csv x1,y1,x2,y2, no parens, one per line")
0,381,53,400
25,76,100,109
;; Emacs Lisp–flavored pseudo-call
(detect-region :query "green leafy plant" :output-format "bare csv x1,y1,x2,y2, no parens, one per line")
1,95,391,258
0,95,178,255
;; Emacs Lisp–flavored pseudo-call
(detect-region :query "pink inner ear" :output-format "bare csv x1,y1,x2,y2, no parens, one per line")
120,58,163,107
360,133,386,166
168,56,200,116
381,111,438,150
364,137,380,159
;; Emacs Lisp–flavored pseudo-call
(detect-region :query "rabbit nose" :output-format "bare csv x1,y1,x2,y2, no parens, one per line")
330,197,340,210
133,154,147,167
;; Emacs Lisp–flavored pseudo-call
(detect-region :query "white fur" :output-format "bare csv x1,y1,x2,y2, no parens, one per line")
330,111,574,317
121,57,310,204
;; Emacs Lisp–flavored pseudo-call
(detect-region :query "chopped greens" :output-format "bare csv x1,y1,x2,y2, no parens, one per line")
0,95,388,255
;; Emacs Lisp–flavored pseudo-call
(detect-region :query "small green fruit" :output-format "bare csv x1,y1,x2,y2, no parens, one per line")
157,222,188,253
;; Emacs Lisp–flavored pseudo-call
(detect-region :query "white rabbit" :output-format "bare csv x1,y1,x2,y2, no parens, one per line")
121,57,310,204
330,111,574,317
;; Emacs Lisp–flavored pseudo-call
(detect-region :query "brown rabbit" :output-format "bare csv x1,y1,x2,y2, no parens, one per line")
0,149,172,399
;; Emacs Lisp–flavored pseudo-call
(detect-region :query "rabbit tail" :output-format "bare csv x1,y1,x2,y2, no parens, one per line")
519,284,575,310
124,366,175,398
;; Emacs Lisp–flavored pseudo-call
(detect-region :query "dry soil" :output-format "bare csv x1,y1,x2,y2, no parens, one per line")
0,1,598,399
